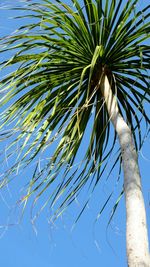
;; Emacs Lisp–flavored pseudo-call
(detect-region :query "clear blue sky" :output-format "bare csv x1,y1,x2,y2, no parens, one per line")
0,1,149,267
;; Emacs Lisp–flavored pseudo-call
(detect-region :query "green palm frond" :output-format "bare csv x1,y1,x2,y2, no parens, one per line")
0,0,150,219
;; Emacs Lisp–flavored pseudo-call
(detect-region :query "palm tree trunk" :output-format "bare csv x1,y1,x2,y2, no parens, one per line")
100,74,150,266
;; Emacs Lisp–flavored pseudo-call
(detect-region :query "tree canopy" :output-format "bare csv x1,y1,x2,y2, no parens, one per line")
0,0,150,220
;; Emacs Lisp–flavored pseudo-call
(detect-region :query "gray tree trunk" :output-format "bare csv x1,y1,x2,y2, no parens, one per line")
100,73,150,266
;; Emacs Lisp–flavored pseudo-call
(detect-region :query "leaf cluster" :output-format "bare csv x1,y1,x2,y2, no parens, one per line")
0,0,150,220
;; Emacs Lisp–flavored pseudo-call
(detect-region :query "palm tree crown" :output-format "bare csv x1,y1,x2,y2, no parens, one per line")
0,0,150,218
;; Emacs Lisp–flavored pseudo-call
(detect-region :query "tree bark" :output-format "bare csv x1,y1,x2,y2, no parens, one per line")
100,73,150,266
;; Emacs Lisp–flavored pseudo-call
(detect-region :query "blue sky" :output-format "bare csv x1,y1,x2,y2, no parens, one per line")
0,1,150,267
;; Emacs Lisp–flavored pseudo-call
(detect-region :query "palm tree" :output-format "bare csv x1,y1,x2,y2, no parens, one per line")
0,0,150,265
